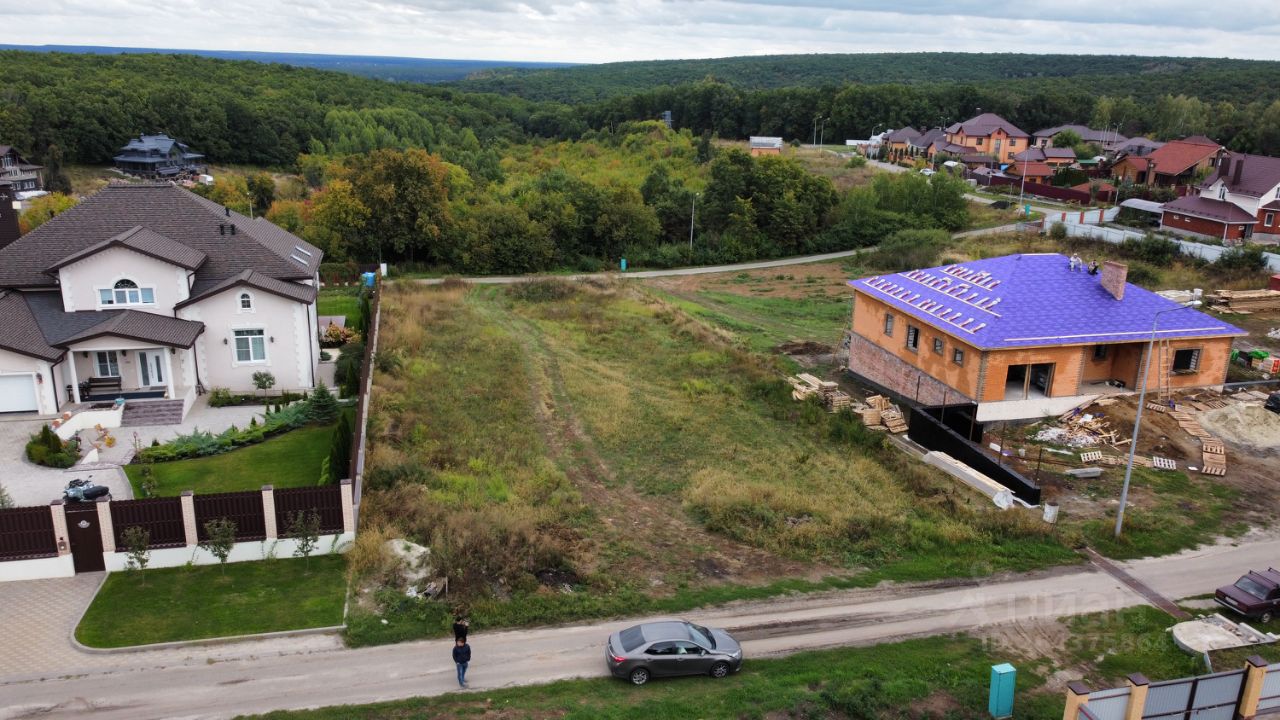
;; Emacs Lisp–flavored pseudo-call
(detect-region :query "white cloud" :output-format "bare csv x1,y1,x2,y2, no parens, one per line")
12,0,1280,63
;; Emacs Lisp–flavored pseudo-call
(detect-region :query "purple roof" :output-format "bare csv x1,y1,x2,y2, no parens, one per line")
850,253,1244,350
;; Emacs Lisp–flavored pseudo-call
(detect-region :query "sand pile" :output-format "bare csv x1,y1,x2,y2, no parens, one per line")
1199,405,1280,450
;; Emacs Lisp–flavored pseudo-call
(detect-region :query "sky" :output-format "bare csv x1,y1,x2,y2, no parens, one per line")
8,0,1280,64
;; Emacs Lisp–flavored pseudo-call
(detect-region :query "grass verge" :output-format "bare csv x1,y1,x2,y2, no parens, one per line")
124,423,335,497
318,289,362,327
76,555,347,648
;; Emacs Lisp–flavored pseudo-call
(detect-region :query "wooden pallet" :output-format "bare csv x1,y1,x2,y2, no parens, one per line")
1079,450,1103,463
1202,439,1226,454
1146,402,1169,413
1153,456,1178,471
1097,455,1126,467
1201,465,1227,476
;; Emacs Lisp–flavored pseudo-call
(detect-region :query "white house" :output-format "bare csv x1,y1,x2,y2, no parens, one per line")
0,182,323,422
1160,151,1280,242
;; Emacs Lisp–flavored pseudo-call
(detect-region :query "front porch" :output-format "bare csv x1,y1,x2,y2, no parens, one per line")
62,341,197,425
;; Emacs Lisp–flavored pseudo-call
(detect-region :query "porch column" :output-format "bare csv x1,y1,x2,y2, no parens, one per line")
161,347,175,400
66,353,80,404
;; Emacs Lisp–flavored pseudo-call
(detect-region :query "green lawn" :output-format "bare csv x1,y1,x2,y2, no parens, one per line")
317,290,361,327
124,423,335,496
76,556,347,648
656,288,851,352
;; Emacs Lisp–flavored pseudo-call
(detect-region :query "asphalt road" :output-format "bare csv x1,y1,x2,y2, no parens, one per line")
2,534,1273,720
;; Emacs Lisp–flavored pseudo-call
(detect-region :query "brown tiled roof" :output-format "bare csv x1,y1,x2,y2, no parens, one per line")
910,128,946,149
885,127,921,143
176,269,317,309
0,183,321,289
1033,124,1125,144
1162,195,1257,223
946,113,1029,139
1202,152,1280,198
1007,161,1054,178
0,291,61,361
23,291,204,349
47,225,207,272
1137,140,1221,177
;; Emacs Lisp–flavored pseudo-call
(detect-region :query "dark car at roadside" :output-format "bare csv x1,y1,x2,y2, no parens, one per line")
605,620,743,685
1216,569,1280,623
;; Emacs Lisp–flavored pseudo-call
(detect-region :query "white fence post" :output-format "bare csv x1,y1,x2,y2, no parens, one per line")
96,496,115,553
261,485,277,540
179,491,197,547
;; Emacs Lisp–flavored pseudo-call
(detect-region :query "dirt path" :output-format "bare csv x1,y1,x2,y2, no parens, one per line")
8,536,1279,719
472,295,822,588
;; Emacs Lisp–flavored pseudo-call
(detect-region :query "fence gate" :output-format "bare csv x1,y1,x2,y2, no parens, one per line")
64,503,105,573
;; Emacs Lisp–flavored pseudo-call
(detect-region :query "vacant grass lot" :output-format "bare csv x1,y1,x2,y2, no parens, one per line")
124,423,335,496
350,282,1072,646
76,556,346,648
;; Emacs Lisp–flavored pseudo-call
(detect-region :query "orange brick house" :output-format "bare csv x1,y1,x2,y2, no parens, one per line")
1112,136,1221,187
936,113,1030,164
1161,150,1280,241
847,254,1243,420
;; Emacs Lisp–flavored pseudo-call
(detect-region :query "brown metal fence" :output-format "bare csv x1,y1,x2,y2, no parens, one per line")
110,497,185,549
274,486,345,536
194,491,266,542
349,279,381,495
0,506,57,561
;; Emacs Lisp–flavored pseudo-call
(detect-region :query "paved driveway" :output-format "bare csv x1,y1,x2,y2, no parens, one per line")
0,573,103,677
0,418,107,507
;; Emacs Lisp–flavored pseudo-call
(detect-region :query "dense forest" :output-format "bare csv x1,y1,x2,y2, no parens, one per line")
453,52,1280,104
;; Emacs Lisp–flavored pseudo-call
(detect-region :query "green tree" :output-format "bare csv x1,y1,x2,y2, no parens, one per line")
328,411,353,483
122,526,151,583
307,381,339,423
286,510,322,572
344,148,454,263
307,179,369,261
246,172,276,215
199,518,237,574
18,193,78,234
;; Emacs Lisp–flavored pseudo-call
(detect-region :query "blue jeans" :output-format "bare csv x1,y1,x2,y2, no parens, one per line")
456,661,468,687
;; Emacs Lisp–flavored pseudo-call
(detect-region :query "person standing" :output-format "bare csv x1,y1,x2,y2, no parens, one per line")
453,637,471,688
453,614,470,643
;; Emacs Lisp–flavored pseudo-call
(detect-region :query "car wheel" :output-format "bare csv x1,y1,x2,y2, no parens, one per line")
1262,612,1273,624
710,662,730,679
629,668,650,686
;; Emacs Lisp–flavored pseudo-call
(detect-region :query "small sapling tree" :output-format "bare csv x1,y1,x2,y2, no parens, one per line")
122,526,151,583
288,509,322,572
200,517,237,574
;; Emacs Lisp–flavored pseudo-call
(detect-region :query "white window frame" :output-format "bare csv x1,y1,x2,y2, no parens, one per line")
95,351,120,377
237,291,256,314
95,277,157,308
1266,212,1275,228
232,328,268,366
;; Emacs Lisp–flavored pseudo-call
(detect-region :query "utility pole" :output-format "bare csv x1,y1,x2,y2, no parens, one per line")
818,117,828,148
1114,301,1202,538
812,116,820,148
688,193,698,260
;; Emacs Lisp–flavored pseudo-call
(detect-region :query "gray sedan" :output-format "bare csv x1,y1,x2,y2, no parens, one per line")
605,620,743,685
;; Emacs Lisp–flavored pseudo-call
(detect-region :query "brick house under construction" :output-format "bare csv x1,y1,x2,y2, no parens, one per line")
846,253,1244,421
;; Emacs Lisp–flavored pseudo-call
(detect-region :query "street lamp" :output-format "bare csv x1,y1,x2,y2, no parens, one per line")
1113,300,1203,538
818,117,829,148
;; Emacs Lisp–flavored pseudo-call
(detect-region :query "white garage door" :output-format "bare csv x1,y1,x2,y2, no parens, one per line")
0,374,38,413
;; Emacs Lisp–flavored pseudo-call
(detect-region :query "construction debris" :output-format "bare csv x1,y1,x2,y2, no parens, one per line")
786,374,856,413
1210,289,1280,313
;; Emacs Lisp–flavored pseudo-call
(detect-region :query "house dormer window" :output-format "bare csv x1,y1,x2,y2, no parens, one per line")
98,278,155,306
239,292,254,311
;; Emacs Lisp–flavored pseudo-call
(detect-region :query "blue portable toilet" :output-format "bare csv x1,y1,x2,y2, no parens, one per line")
989,663,1016,718
361,271,376,287
620,258,628,272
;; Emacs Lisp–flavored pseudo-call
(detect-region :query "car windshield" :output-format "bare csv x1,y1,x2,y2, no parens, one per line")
1236,577,1271,600
688,623,716,649
619,626,646,652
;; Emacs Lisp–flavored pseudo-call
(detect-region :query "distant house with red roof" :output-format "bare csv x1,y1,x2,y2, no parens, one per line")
935,112,1030,164
1013,146,1076,168
883,127,921,163
1160,150,1280,241
1004,161,1054,184
1112,136,1221,187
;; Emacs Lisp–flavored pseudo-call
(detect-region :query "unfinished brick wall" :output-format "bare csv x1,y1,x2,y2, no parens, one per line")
848,332,973,406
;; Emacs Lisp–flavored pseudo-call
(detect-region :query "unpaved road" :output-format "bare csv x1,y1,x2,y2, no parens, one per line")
2,534,1274,720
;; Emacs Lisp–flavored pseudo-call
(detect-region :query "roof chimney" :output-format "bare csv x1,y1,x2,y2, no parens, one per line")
224,206,230,217
1218,150,1230,179
1100,261,1128,301
1233,154,1244,185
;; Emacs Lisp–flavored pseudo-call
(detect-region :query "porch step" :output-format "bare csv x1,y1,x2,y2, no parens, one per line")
121,399,185,427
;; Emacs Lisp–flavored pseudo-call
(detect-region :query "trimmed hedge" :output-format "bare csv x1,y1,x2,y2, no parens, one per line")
137,403,312,463
27,425,78,468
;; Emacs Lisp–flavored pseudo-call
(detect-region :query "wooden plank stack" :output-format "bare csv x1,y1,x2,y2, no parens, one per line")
789,374,854,412
1210,289,1280,314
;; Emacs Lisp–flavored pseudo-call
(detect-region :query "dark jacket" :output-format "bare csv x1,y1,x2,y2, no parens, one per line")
452,643,471,664
453,621,469,641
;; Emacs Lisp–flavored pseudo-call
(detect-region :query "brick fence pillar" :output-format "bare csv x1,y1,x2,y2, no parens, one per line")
179,491,198,547
1239,656,1269,720
340,479,355,534
1063,681,1090,720
1124,674,1149,720
261,485,277,540
49,499,70,555
95,496,116,553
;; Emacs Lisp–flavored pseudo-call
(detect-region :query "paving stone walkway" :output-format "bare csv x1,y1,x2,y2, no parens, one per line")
0,573,103,677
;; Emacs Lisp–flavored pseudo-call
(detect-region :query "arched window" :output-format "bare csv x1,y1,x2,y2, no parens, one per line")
99,278,155,306
239,292,253,311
